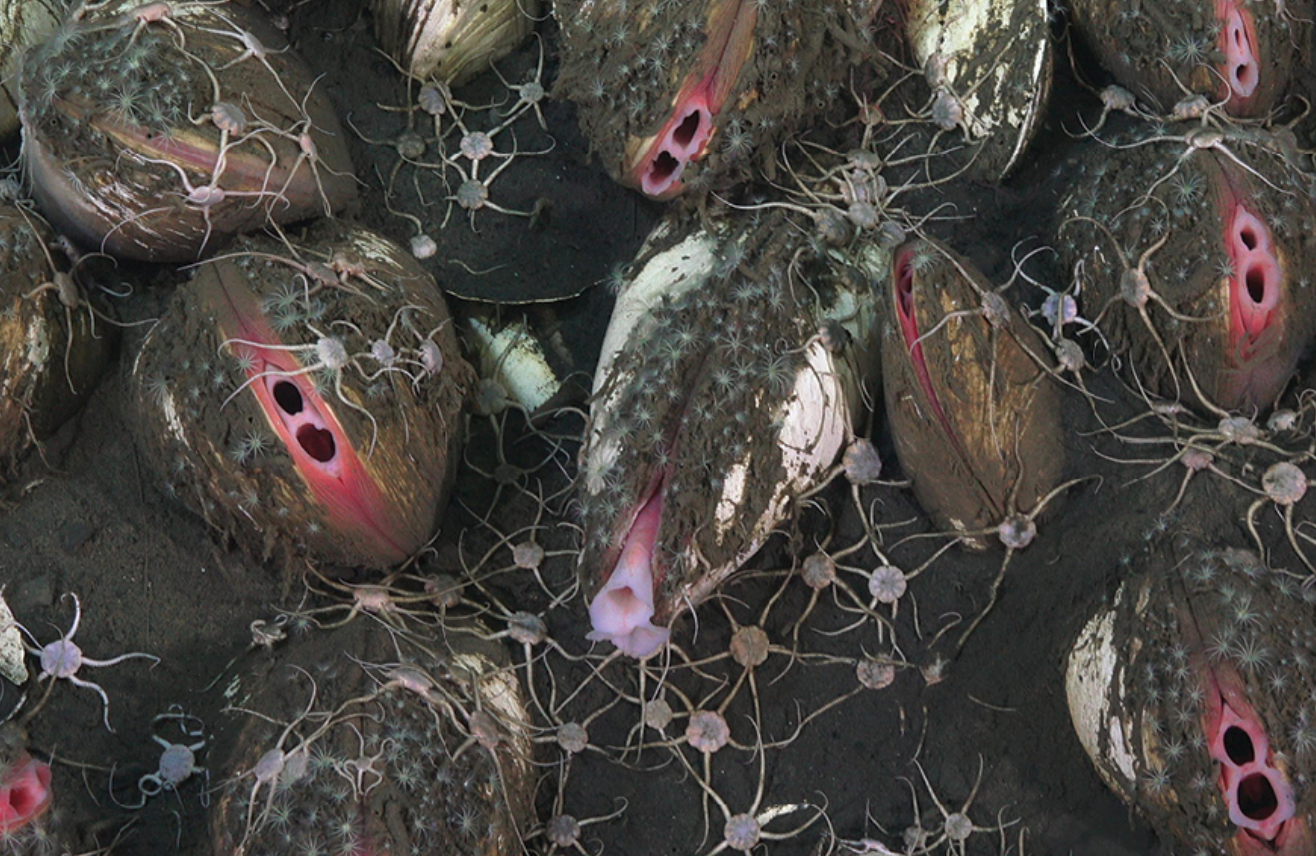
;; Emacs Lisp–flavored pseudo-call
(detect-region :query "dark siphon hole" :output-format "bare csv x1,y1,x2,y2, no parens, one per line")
1246,266,1266,303
296,425,335,463
1225,725,1256,766
273,381,303,415
649,151,679,182
1238,773,1278,821
1240,227,1257,250
671,110,701,148
9,782,39,816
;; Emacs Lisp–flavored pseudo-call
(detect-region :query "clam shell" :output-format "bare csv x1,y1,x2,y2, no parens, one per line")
18,0,356,262
0,0,62,139
882,238,1062,548
0,206,113,468
130,224,472,569
1069,0,1310,118
554,0,869,198
210,617,534,856
1066,538,1316,854
1056,128,1316,412
372,0,540,87
578,207,884,653
903,0,1052,180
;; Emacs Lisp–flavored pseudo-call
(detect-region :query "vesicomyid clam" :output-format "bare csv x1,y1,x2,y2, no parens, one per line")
1056,127,1316,413
903,0,1052,180
372,0,542,87
0,205,113,470
130,224,472,569
209,617,534,856
0,0,62,139
882,237,1062,549
1067,537,1316,855
554,0,875,199
1069,0,1310,119
578,207,885,658
18,0,357,263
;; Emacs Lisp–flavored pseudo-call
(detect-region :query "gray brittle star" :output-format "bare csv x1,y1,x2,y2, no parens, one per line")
4,593,159,731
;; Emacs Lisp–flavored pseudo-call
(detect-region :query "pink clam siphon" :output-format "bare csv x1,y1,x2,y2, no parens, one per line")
130,224,472,570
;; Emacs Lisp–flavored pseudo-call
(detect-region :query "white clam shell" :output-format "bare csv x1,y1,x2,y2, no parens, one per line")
462,314,561,413
905,0,1052,180
372,0,541,86
587,218,884,605
0,591,27,686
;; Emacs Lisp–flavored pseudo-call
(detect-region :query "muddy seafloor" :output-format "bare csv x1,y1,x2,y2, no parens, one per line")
5,2,1316,855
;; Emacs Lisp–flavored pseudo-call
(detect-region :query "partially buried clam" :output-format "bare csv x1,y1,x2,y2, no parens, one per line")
882,237,1062,548
18,0,357,262
1068,0,1310,118
130,224,472,569
209,616,534,856
0,205,113,472
1067,537,1316,855
1056,126,1316,413
372,0,542,86
578,207,885,658
553,0,875,199
902,0,1052,180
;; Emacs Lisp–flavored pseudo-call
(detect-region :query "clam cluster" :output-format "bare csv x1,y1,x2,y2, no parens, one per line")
6,0,1316,855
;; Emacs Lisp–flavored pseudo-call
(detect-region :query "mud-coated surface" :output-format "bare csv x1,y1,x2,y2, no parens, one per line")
6,3,1316,856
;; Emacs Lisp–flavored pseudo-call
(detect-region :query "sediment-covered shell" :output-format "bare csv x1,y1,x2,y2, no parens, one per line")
553,0,875,199
18,0,357,263
882,237,1062,548
372,0,541,87
209,616,534,856
0,205,113,469
1068,0,1310,118
903,0,1052,180
0,0,63,138
1056,126,1316,413
578,207,885,657
130,224,472,569
1066,536,1316,855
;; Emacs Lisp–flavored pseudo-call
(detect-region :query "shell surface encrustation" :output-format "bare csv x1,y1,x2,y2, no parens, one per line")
578,208,884,656
130,224,471,569
1067,537,1316,855
18,0,356,262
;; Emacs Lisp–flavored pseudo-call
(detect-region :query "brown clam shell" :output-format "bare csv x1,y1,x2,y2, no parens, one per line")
1066,535,1316,856
882,237,1062,548
130,224,472,569
18,0,356,262
1068,0,1310,118
0,206,113,469
1056,127,1316,412
209,617,535,856
553,0,873,198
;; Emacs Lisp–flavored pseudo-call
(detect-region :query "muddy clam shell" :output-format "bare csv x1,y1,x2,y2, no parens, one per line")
372,0,541,87
579,206,884,639
553,0,872,199
1066,536,1316,855
18,0,357,263
129,223,472,569
1068,0,1310,118
904,0,1052,180
882,237,1062,549
1056,127,1316,413
0,206,113,469
0,0,62,139
209,617,535,856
